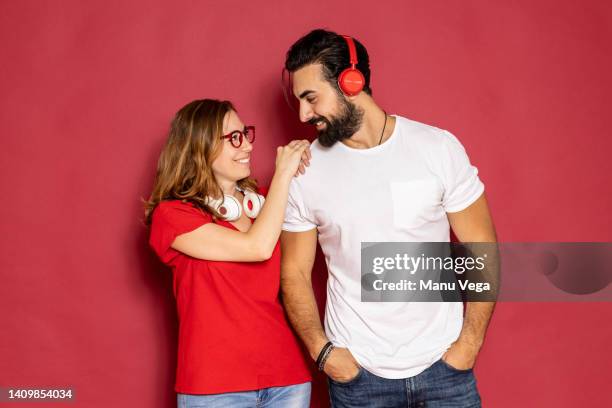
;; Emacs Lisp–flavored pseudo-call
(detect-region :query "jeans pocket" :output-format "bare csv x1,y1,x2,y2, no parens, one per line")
328,366,364,386
439,358,473,374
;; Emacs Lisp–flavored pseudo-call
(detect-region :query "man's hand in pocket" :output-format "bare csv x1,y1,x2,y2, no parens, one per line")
324,347,361,382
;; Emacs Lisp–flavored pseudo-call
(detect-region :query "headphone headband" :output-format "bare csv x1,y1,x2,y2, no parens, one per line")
342,35,358,68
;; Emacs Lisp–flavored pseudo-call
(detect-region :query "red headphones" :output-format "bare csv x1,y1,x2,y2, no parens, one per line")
337,35,366,96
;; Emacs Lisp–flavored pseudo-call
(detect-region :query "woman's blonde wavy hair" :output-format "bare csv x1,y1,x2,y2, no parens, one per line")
144,99,257,225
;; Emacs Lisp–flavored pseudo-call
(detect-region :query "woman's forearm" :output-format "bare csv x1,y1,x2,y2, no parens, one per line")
246,171,293,259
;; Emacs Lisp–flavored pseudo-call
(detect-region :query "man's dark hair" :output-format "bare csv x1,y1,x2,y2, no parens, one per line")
285,29,372,95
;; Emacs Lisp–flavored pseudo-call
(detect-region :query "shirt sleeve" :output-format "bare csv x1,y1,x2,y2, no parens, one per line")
257,185,269,196
282,179,317,232
149,201,213,264
439,130,485,213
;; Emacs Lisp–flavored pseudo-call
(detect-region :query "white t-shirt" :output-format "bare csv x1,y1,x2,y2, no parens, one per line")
282,115,485,379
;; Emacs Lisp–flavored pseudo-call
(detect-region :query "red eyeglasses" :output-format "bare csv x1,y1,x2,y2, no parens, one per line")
221,126,255,148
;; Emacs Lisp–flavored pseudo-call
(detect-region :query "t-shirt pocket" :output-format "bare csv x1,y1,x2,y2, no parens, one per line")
390,180,442,230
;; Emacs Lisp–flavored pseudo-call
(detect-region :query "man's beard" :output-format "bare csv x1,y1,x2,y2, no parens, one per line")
309,97,364,147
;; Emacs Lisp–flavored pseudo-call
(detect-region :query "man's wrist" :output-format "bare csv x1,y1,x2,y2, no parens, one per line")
457,335,484,350
315,341,335,371
309,337,331,361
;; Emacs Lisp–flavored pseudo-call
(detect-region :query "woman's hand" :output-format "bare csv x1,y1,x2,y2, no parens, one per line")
296,140,312,177
275,139,311,179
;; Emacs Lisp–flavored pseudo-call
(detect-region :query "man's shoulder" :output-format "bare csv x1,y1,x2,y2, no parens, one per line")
395,115,451,147
308,138,334,156
302,138,341,168
396,116,457,154
289,138,336,191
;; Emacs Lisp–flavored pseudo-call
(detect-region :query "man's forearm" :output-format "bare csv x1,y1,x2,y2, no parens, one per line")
457,241,498,349
458,301,495,348
280,272,329,360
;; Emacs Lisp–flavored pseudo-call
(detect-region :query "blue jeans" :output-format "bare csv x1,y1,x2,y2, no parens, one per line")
177,382,311,408
328,359,481,407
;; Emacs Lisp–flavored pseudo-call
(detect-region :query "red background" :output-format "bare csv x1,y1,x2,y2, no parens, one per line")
1,0,611,407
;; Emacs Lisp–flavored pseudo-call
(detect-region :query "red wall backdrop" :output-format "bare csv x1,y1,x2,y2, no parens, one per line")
1,0,611,407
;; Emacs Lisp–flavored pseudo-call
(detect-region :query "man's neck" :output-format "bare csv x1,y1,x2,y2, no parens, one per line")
341,97,395,149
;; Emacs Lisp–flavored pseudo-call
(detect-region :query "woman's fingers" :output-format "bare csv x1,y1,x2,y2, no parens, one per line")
301,150,310,167
295,140,310,153
289,139,309,149
288,140,301,148
289,139,308,147
278,139,311,178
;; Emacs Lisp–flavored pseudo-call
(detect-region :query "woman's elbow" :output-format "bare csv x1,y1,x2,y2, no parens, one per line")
253,242,274,262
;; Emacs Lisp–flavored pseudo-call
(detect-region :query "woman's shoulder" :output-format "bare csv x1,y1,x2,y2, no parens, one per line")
154,199,192,214
156,199,194,210
153,199,211,222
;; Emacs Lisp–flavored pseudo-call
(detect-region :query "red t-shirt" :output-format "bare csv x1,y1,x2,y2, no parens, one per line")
149,200,311,394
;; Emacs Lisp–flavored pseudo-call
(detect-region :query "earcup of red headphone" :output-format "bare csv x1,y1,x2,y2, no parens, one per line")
338,68,365,96
243,191,265,219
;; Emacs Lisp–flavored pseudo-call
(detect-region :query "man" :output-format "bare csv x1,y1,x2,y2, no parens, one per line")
280,29,496,407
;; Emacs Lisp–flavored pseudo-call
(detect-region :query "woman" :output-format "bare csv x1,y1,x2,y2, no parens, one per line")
144,99,312,407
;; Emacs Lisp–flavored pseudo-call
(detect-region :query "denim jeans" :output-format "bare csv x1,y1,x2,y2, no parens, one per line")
177,382,311,408
328,359,481,407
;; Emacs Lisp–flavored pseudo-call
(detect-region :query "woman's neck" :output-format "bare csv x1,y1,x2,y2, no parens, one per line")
218,179,238,196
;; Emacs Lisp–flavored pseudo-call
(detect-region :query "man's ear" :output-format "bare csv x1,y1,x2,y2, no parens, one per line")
344,92,360,103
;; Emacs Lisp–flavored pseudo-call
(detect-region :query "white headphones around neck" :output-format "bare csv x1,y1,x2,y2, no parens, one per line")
206,188,265,221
